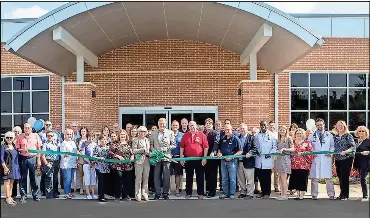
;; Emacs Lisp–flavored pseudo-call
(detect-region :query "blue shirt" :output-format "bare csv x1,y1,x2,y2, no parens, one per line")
171,131,184,156
218,134,242,156
42,140,60,161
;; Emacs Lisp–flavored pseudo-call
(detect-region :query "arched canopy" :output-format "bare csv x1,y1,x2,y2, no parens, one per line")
5,2,324,76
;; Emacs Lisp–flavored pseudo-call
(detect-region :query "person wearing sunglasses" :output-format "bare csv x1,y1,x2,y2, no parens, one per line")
1,131,21,206
11,126,22,199
16,123,42,203
353,126,370,202
40,131,60,199
39,121,63,144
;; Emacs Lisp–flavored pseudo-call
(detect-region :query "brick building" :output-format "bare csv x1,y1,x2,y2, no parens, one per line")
1,2,369,135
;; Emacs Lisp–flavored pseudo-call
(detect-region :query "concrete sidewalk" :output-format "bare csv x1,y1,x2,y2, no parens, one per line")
1,176,365,200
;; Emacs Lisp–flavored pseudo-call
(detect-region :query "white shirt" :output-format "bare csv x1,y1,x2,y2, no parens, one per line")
60,140,77,169
158,131,164,142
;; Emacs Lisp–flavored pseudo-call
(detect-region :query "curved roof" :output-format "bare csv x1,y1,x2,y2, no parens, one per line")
4,2,324,76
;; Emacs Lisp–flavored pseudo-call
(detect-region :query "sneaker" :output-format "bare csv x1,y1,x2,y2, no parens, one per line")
87,195,92,200
19,196,27,203
219,194,226,199
230,195,235,199
312,196,318,200
361,197,369,202
92,195,98,200
277,196,288,201
340,197,348,201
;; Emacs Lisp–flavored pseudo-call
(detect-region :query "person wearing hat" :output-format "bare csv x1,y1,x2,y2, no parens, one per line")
132,126,151,202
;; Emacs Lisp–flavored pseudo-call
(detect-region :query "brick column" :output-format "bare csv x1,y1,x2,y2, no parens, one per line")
238,80,273,129
65,82,96,132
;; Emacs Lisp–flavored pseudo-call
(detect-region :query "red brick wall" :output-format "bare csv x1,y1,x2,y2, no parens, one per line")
65,83,96,131
288,38,369,70
239,80,273,128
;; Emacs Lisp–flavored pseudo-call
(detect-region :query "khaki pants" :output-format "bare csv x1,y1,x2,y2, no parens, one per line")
76,164,84,190
135,158,150,201
237,162,255,196
311,178,335,198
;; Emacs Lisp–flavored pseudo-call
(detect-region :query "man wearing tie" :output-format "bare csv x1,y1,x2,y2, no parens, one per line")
150,118,176,200
307,118,335,200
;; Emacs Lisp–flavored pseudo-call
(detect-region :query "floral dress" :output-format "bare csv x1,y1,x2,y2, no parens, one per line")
93,145,110,173
108,141,133,171
275,139,293,174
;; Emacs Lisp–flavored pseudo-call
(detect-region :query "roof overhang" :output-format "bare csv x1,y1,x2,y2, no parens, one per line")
4,2,324,76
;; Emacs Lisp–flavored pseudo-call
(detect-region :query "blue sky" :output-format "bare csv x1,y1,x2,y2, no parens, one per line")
1,2,369,19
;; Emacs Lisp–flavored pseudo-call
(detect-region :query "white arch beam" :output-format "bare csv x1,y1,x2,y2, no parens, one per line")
53,26,98,68
240,23,272,80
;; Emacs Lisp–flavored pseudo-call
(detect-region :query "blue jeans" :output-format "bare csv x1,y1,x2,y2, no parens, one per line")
62,168,76,195
19,156,39,198
221,159,237,196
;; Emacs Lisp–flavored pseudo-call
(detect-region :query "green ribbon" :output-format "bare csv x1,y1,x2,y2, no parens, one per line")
29,149,363,164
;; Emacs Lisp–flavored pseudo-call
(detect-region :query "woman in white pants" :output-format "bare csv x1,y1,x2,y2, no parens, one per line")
132,126,151,202
81,134,97,199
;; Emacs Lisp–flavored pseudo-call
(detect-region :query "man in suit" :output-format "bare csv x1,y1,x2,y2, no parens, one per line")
149,118,176,200
238,123,257,199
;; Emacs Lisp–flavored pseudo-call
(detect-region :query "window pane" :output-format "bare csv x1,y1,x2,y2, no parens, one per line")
1,92,12,113
121,114,143,128
310,112,328,130
145,113,166,128
13,92,30,113
13,77,30,90
32,76,49,90
1,115,12,136
33,114,49,121
14,114,31,127
32,91,49,113
291,112,308,129
349,112,366,131
329,112,347,131
291,88,309,110
329,74,346,87
193,113,216,126
310,89,328,110
291,73,308,87
299,18,332,37
349,89,366,110
310,74,328,87
329,89,347,110
170,113,191,127
349,74,366,87
1,78,12,91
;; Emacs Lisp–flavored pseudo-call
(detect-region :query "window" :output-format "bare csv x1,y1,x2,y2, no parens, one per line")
1,76,50,136
290,73,369,131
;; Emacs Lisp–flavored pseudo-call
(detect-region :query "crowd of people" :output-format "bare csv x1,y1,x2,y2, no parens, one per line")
1,117,370,206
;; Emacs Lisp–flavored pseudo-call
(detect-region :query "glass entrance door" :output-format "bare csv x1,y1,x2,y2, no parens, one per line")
145,111,167,129
169,111,192,127
119,106,218,129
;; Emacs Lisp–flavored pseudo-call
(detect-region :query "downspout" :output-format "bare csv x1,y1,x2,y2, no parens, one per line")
274,72,279,127
61,76,65,134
